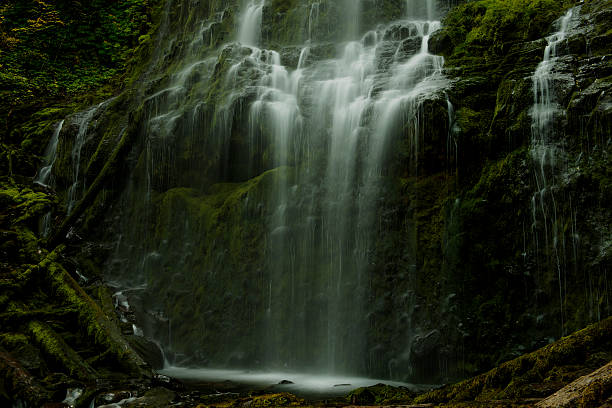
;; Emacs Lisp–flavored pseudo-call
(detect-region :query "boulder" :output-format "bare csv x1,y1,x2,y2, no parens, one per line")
126,336,165,370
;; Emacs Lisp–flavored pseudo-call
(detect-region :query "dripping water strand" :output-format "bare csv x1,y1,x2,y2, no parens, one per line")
530,8,576,336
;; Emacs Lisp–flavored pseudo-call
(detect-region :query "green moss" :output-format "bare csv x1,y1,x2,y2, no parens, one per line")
456,107,491,143
0,186,55,225
0,333,29,349
233,393,304,407
144,168,296,361
31,247,148,377
27,320,95,380
347,383,415,405
437,0,573,62
89,285,120,326
17,107,71,156
0,304,79,329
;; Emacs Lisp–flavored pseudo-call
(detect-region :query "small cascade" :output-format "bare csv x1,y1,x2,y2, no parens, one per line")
529,8,577,335
36,120,65,238
238,0,264,46
66,98,115,215
532,9,573,144
308,3,320,42
35,120,64,187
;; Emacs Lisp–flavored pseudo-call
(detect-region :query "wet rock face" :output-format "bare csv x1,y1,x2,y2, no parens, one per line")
411,330,441,357
403,0,612,382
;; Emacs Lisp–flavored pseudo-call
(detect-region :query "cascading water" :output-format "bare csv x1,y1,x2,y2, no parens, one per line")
66,98,115,215
54,0,454,379
30,0,612,391
36,120,64,237
238,0,264,47
530,8,578,335
231,0,449,373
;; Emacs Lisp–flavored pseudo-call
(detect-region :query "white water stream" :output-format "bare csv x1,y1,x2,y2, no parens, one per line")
530,8,578,335
228,0,449,372
83,0,453,377
66,98,115,215
160,366,430,397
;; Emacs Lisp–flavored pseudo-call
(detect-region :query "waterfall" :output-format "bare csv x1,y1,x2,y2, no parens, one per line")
530,8,577,336
532,10,573,143
36,120,64,237
88,0,452,377
231,0,449,373
308,3,320,42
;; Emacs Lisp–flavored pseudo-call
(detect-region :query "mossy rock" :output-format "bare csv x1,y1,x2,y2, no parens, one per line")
416,316,612,403
347,383,415,405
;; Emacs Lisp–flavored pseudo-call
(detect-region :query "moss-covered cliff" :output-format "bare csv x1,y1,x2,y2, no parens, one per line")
404,0,612,380
1,0,611,405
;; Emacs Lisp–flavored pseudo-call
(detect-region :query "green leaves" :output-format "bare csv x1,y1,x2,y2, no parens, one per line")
0,0,154,113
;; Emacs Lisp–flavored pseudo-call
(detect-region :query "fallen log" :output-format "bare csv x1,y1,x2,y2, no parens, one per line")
536,360,612,408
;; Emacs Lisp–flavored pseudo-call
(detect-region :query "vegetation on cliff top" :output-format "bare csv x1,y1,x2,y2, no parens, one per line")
0,0,155,111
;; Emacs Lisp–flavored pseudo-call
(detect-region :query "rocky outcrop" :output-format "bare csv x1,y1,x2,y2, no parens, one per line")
394,0,612,382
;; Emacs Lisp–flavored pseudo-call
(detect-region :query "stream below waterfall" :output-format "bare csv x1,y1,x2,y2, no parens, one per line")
160,367,434,398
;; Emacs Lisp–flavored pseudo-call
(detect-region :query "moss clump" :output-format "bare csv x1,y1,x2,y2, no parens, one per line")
196,392,306,408
434,0,573,63
240,392,304,407
27,320,95,381
0,185,56,228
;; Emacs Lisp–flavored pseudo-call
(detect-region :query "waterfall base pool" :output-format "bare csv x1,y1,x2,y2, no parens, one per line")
159,367,434,399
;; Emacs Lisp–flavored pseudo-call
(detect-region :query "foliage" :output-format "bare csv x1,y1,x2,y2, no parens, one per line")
0,0,155,111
